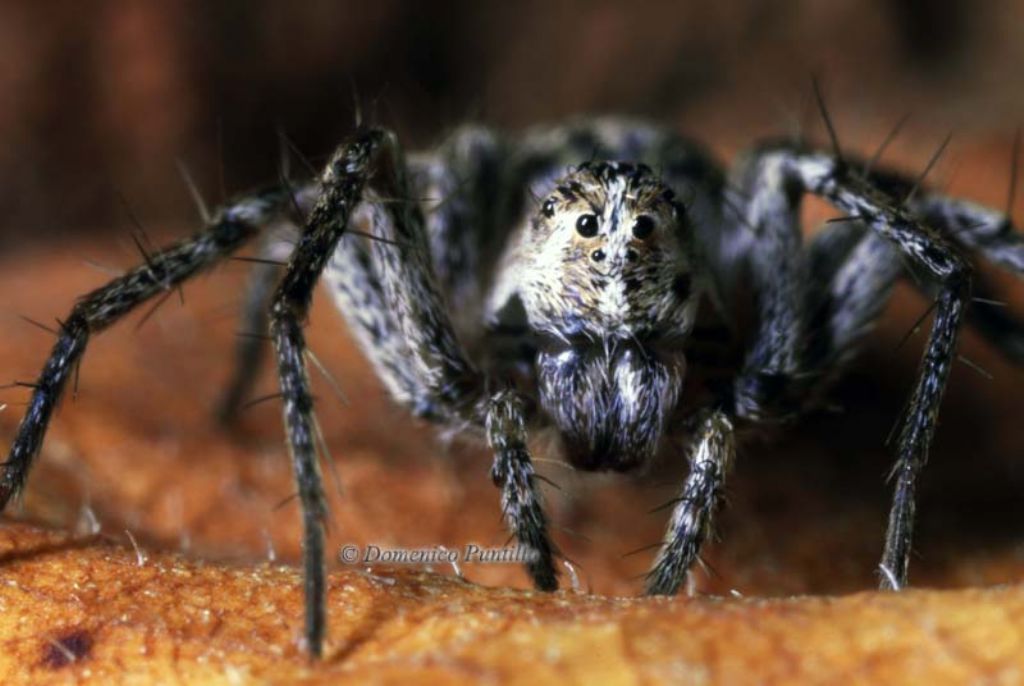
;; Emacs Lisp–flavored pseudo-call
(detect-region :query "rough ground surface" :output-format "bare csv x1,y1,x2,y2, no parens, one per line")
1,134,1024,683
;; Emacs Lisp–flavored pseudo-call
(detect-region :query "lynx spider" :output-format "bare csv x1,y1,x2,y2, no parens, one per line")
4,96,1024,658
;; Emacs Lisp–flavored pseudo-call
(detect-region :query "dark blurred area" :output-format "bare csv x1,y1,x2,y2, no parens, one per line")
0,0,1022,244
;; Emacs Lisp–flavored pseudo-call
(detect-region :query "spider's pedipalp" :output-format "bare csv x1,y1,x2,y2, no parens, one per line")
646,410,734,595
486,389,558,590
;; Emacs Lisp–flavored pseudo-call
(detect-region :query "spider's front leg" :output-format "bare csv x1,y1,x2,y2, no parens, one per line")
277,128,558,656
741,147,972,590
265,128,389,658
814,163,971,590
0,192,290,509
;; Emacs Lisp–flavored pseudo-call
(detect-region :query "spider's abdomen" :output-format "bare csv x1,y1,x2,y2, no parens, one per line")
537,342,684,471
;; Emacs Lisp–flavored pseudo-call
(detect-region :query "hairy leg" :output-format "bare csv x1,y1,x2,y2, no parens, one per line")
327,143,559,582
804,186,1024,373
266,128,391,657
755,148,972,589
290,128,560,654
0,192,288,508
646,410,735,595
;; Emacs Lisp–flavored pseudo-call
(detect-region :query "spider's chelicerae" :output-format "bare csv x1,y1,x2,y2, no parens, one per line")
3,112,1023,658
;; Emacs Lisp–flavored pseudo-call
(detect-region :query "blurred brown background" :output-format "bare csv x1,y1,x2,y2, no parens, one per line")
2,0,1024,605
2,0,1024,245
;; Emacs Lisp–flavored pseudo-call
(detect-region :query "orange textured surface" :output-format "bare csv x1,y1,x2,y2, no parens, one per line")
3,522,1024,684
0,132,1023,682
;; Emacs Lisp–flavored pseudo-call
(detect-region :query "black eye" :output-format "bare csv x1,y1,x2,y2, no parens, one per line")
575,213,599,237
541,198,556,218
590,249,606,262
632,215,655,240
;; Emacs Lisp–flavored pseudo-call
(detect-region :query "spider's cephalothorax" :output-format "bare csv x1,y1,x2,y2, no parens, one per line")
512,161,696,471
4,116,1024,659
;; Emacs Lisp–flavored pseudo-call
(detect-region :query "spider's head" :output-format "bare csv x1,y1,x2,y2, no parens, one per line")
520,160,698,341
518,161,698,471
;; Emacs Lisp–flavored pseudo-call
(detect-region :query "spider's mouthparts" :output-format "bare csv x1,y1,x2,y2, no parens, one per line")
536,342,684,472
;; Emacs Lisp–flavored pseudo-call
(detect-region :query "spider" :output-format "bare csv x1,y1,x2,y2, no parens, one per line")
3,103,1023,659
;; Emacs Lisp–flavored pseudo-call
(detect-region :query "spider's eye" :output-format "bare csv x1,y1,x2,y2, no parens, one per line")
632,214,656,240
541,198,556,218
576,213,599,237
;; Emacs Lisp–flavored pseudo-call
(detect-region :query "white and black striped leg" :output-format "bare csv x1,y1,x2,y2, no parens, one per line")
324,207,441,418
786,152,972,589
266,128,387,658
646,410,734,595
728,147,812,420
0,194,284,510
324,136,560,591
486,390,558,590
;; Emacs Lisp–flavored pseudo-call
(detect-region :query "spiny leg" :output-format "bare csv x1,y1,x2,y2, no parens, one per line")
646,410,734,595
805,174,1024,371
269,128,559,657
772,149,972,589
0,194,286,509
267,128,388,658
